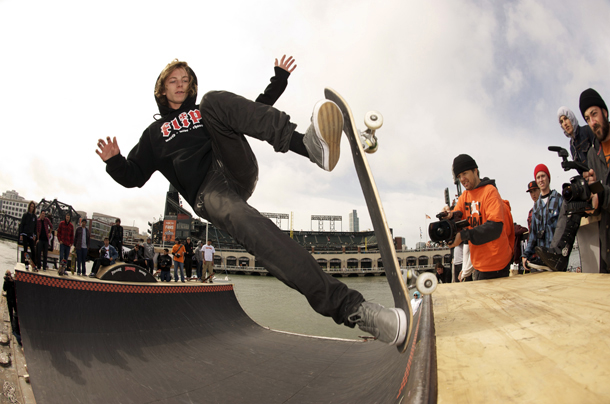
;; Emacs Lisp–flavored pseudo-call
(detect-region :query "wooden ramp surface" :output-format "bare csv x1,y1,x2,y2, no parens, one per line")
433,272,610,403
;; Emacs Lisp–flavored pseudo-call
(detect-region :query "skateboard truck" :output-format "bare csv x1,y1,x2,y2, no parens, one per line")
359,111,383,154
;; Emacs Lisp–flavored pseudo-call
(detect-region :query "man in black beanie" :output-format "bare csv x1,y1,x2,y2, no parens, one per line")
579,88,610,272
443,154,514,280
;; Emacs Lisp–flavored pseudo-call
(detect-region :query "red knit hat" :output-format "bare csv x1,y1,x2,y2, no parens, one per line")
534,164,550,180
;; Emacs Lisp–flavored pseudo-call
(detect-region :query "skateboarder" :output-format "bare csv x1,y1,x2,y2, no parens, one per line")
96,56,406,345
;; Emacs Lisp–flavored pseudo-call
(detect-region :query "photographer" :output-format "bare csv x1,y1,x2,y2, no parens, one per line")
522,164,562,270
580,88,610,272
443,154,514,280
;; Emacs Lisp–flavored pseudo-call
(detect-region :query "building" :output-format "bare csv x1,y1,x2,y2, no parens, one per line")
0,190,29,218
349,210,359,232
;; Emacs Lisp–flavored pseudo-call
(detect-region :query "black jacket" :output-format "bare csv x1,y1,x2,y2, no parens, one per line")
109,225,123,244
158,254,172,270
3,278,15,306
105,66,289,209
19,212,37,236
127,248,144,263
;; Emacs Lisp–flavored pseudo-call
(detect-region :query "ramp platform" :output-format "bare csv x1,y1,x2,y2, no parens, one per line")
434,272,610,403
14,269,437,404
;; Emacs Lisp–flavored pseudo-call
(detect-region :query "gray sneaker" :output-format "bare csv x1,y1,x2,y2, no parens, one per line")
303,100,343,171
348,302,407,346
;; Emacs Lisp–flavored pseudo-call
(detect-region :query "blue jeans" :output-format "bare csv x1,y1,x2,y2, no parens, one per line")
145,258,154,273
59,244,71,262
76,248,88,275
174,261,185,282
196,261,203,279
160,270,171,282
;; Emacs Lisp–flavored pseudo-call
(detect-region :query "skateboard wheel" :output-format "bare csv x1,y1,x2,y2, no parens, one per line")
416,272,437,295
364,111,383,130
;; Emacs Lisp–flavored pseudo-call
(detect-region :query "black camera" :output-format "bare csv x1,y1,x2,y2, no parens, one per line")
548,146,604,212
428,212,469,243
562,175,592,202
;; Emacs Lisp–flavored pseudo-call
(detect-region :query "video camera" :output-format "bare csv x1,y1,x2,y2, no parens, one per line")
428,212,469,244
548,146,604,213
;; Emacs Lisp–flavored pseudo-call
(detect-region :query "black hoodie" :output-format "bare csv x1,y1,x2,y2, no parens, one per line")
105,66,290,208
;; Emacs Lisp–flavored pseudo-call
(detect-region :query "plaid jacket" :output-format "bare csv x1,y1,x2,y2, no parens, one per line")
57,220,74,246
523,190,562,259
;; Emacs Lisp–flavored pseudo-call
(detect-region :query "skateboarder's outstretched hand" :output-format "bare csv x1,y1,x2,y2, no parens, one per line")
96,136,121,162
275,55,297,73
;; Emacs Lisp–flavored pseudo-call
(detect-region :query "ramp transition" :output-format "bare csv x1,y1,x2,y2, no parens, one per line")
15,270,436,404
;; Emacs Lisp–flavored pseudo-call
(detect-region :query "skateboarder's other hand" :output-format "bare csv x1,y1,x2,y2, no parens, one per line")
96,136,121,161
275,55,297,73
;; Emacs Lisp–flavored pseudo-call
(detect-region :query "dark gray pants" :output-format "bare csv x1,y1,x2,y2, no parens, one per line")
194,91,364,325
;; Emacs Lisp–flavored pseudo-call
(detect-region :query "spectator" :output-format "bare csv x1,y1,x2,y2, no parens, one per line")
457,244,474,282
579,88,610,272
126,244,146,268
435,262,448,283
513,223,529,274
57,213,74,264
3,270,16,326
452,244,463,283
157,248,172,282
184,237,194,279
90,237,118,277
143,237,155,273
526,181,540,232
18,201,38,270
202,240,215,283
172,239,186,283
73,219,90,275
558,106,595,173
195,241,204,280
522,164,562,270
36,210,53,271
446,154,514,280
109,219,124,261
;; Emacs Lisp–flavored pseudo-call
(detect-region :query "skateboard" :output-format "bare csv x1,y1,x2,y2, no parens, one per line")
58,259,68,276
24,253,38,272
325,88,413,353
69,249,77,275
201,273,215,283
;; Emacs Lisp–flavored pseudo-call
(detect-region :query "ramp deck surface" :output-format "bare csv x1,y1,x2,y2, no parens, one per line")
14,269,436,404
434,272,610,403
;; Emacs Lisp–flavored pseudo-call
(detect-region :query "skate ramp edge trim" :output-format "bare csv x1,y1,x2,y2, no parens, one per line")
14,269,437,404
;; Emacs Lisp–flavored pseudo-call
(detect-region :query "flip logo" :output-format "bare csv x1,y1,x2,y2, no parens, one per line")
161,110,203,138
465,200,483,227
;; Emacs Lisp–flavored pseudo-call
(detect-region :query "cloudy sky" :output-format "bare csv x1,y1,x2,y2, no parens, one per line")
1,0,609,247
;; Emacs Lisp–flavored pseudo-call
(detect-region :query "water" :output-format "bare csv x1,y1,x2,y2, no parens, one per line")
229,274,396,340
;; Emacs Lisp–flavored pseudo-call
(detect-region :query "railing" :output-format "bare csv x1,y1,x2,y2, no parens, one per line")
0,213,21,241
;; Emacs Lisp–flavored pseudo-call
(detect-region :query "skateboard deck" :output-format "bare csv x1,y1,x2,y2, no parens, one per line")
24,252,38,271
325,88,413,353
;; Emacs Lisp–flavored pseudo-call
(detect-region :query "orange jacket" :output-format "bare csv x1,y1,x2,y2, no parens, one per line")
171,244,186,263
453,178,514,272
